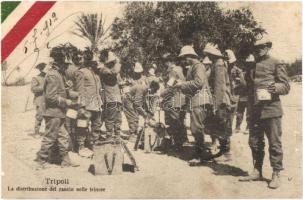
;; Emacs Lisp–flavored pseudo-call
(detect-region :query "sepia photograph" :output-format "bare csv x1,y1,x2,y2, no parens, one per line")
1,1,302,199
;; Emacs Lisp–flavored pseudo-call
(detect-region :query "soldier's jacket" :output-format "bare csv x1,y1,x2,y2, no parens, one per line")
78,67,103,112
146,74,159,86
42,65,69,118
229,65,246,106
126,83,150,118
31,72,45,106
161,65,186,109
246,55,290,119
179,59,212,108
99,66,122,104
65,64,81,100
211,58,232,109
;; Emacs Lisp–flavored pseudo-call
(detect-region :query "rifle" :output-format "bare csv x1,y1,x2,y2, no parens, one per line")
134,122,145,151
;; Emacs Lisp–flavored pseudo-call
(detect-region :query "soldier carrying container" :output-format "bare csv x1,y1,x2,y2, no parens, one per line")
160,52,187,151
77,49,103,156
35,46,79,169
173,45,213,163
239,35,290,189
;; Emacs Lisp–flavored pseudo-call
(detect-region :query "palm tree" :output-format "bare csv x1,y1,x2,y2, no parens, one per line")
73,13,111,53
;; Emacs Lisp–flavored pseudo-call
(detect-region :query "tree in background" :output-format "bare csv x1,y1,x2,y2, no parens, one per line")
73,13,111,53
110,2,265,74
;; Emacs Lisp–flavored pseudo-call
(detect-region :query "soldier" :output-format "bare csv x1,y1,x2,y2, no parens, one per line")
173,45,213,161
235,55,253,134
160,53,187,151
123,61,148,137
203,43,233,162
77,49,103,155
99,51,125,139
64,49,83,152
31,62,47,137
239,35,290,189
124,80,160,133
35,46,79,168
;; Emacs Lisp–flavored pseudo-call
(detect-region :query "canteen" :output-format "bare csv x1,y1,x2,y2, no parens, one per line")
66,109,78,119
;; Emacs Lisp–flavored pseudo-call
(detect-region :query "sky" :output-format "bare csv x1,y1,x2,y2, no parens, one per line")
220,2,301,62
3,1,301,83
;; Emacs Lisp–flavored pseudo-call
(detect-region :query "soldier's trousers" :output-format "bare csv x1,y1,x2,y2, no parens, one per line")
77,111,102,148
236,101,248,129
65,118,77,152
249,117,283,171
123,97,139,134
103,102,122,137
34,105,44,134
190,106,208,147
37,117,69,160
165,108,187,146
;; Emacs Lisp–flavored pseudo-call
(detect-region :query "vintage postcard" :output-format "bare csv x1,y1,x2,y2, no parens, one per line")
1,1,302,199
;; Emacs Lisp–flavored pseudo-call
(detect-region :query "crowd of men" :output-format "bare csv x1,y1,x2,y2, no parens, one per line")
31,34,290,189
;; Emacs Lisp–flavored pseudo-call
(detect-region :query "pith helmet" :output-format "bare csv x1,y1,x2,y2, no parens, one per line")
178,45,198,58
225,49,237,64
106,51,118,64
203,43,223,57
254,34,272,47
202,56,212,65
134,62,143,73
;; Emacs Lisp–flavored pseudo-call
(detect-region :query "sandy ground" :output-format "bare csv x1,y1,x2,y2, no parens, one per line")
1,83,302,198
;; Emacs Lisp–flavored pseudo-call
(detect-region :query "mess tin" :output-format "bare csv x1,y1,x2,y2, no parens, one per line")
256,88,272,101
77,119,88,128
66,109,78,119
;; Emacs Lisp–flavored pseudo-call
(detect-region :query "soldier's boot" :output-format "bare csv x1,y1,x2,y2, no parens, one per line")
239,167,263,181
268,170,281,189
61,154,79,168
239,153,264,182
235,113,243,133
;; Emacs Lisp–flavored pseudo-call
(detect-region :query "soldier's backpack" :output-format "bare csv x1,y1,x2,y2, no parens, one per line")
90,139,124,175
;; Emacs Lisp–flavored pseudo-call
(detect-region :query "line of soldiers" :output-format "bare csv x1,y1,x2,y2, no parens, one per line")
32,45,160,168
31,33,289,189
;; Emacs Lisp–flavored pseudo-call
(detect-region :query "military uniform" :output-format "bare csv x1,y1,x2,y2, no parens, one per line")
99,66,123,137
78,67,103,147
246,55,290,172
31,72,46,135
178,59,213,149
123,75,148,134
235,69,249,131
161,64,187,147
123,83,150,134
37,65,70,162
210,58,233,152
64,64,81,151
